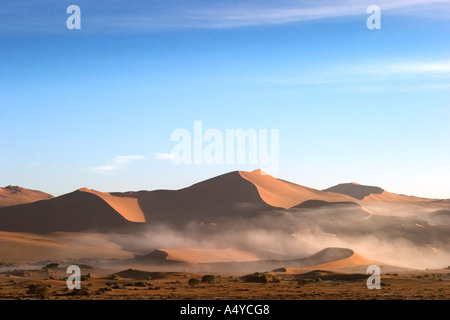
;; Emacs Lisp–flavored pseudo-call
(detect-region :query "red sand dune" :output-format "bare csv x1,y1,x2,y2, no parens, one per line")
139,247,371,268
324,182,431,202
0,231,132,263
140,248,260,264
282,250,373,273
0,170,446,232
179,247,376,273
0,189,145,233
239,170,354,209
0,185,53,207
116,171,271,224
363,190,429,202
79,188,145,223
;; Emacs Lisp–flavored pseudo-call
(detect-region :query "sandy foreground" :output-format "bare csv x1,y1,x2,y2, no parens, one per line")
0,266,449,300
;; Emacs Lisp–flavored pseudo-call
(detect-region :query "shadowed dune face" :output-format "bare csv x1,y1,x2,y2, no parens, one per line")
239,170,354,209
323,183,384,200
134,246,370,273
292,251,373,272
324,183,430,202
299,247,354,264
0,190,142,233
292,200,362,210
115,269,178,280
140,248,260,264
184,247,373,273
0,185,53,207
272,249,373,274
115,171,272,225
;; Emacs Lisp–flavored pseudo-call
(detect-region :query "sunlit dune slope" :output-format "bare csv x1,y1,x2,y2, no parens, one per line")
239,170,354,209
0,185,53,207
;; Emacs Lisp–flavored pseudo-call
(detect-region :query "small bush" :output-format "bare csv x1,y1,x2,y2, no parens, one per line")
27,284,49,298
0,261,18,267
188,278,200,288
133,282,147,287
80,273,91,281
12,270,32,277
296,278,314,286
244,273,272,283
201,275,215,284
108,274,119,281
68,287,91,296
271,275,282,283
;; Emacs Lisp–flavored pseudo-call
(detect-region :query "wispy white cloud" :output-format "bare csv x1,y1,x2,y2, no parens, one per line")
200,0,450,26
118,0,450,30
381,62,450,74
90,155,144,173
2,0,449,33
253,60,450,90
155,153,174,161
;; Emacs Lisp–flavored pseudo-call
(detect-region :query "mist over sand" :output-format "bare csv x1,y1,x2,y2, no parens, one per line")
109,202,449,270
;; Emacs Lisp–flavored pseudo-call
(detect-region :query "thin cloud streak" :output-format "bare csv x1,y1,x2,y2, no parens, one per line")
155,153,174,161
252,61,450,89
90,155,144,174
1,0,450,33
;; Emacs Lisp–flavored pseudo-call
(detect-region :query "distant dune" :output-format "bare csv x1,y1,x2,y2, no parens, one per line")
323,183,383,200
140,248,260,264
239,170,354,208
324,182,431,202
0,189,144,233
282,250,373,273
115,269,184,280
113,171,271,225
276,269,369,281
0,185,53,207
185,247,375,273
363,190,430,202
137,247,359,269
0,170,273,232
0,170,447,233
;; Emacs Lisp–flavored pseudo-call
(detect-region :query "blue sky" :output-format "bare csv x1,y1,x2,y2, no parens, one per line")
0,0,449,198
